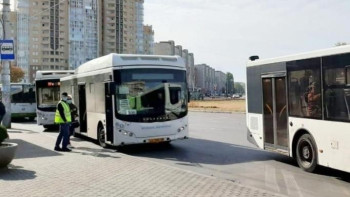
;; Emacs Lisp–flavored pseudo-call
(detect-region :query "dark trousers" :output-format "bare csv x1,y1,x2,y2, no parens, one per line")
68,124,75,145
0,115,3,124
55,123,70,149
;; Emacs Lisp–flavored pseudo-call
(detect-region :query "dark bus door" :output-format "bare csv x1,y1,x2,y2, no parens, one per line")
262,74,289,152
105,82,114,143
78,84,87,133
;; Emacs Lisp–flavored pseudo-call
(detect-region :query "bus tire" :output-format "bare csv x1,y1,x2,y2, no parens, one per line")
296,133,317,172
98,126,107,148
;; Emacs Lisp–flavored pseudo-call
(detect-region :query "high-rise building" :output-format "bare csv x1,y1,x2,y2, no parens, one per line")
69,0,99,69
135,0,144,54
175,45,182,56
143,25,154,54
0,10,17,81
28,0,69,82
188,53,195,91
215,71,226,94
182,49,189,84
100,0,144,56
195,64,217,95
15,0,29,82
154,40,175,55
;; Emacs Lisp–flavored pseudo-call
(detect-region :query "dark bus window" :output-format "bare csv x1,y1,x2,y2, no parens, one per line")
287,58,321,119
323,53,350,121
346,67,350,85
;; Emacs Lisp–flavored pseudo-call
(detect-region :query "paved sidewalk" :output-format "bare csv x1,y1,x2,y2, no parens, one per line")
0,126,283,197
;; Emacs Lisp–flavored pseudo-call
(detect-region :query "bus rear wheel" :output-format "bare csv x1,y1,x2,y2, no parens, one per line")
98,126,107,148
296,134,317,172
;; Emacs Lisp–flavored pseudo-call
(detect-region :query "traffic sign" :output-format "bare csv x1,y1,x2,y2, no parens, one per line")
0,40,15,60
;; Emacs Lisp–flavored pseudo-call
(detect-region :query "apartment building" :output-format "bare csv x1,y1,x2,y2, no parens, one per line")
175,45,182,56
0,10,17,81
188,53,195,91
215,70,226,94
195,64,210,94
27,0,69,82
69,0,99,69
100,0,144,56
15,0,29,82
143,25,154,54
195,64,219,95
154,40,175,55
182,49,189,85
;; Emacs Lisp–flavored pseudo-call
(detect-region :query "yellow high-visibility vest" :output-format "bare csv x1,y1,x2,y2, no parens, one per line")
54,101,72,124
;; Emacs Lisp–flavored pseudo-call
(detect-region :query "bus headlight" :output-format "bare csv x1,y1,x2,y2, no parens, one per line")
37,112,47,120
177,126,185,132
121,130,134,137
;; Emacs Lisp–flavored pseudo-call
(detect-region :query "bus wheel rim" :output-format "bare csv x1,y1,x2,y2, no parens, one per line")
299,140,313,166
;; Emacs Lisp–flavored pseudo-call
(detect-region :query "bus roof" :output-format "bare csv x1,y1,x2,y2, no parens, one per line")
75,53,186,74
247,45,350,67
35,70,75,80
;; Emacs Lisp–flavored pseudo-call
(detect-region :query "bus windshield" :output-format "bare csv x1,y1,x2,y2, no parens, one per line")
114,68,188,122
36,80,61,109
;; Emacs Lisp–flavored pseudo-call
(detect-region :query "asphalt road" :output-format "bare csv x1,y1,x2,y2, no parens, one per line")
12,112,350,197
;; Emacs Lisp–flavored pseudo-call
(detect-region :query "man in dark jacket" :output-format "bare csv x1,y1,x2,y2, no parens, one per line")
0,100,5,124
54,92,72,152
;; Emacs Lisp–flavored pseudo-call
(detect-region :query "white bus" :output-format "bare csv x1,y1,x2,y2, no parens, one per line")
60,54,189,147
35,70,74,128
0,83,36,120
246,45,350,173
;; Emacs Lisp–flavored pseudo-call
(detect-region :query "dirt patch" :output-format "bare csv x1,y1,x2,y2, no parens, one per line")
188,99,246,113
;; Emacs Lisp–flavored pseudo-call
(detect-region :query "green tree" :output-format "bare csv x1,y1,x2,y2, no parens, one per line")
226,72,234,95
234,82,245,95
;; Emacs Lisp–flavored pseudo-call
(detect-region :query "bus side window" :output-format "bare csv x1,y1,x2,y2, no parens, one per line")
323,54,350,121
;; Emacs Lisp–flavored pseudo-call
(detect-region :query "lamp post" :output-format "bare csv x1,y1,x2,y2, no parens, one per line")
1,0,12,128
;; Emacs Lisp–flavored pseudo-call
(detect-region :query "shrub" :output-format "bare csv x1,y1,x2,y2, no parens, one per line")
0,125,8,145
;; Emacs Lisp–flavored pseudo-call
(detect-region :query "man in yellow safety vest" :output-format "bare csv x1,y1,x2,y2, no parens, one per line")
54,92,72,152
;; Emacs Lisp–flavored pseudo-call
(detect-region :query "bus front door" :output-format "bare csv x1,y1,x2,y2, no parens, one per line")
105,83,114,143
262,76,288,151
78,84,87,133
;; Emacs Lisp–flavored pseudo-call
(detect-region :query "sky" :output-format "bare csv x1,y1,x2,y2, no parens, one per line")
144,0,350,82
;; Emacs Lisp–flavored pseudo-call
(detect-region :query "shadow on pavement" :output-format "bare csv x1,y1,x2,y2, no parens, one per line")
11,118,36,123
119,138,291,165
72,148,121,159
43,125,59,133
8,139,61,159
0,164,36,181
315,166,350,183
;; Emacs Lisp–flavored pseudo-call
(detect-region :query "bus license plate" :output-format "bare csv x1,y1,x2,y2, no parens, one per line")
149,138,164,143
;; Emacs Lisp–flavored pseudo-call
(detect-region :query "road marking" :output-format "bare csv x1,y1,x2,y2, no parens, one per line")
264,165,280,192
281,170,304,197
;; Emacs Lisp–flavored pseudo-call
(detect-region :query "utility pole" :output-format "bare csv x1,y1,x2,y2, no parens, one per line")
1,0,12,128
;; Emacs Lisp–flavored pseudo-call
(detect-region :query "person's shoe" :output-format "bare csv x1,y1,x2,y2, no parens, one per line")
54,147,62,151
61,147,72,152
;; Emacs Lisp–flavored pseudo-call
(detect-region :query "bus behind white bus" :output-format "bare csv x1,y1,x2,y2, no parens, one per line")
35,70,74,128
0,83,36,120
60,54,189,147
246,45,350,173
